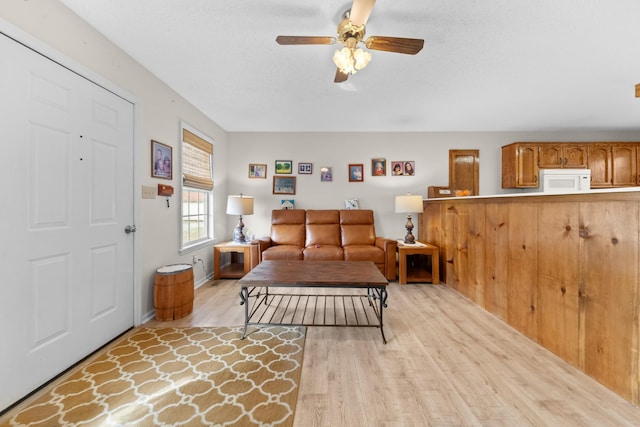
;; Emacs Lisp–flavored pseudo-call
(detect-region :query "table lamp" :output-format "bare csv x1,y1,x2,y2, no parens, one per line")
395,193,423,244
226,193,254,243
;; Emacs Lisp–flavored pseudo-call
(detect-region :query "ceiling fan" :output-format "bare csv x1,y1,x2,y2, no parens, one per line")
276,0,424,83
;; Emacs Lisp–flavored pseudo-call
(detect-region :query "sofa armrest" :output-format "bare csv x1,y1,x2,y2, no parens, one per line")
250,237,272,269
376,237,397,281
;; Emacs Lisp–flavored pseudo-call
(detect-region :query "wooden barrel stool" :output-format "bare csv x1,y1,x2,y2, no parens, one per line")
153,264,194,321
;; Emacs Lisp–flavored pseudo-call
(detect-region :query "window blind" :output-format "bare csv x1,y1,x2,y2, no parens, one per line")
182,128,213,190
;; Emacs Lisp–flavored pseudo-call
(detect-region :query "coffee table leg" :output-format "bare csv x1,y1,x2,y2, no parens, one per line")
239,286,249,339
379,287,388,344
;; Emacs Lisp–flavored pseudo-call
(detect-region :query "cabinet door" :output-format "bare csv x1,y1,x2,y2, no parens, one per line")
611,145,636,186
563,145,588,168
516,145,539,187
588,146,612,187
539,145,564,168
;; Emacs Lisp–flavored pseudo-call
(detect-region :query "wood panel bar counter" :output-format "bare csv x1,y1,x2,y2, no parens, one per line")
419,188,640,406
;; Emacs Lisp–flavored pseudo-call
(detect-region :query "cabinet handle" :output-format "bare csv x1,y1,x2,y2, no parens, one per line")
564,157,568,166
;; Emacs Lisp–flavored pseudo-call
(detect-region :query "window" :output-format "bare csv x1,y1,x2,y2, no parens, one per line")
181,125,214,249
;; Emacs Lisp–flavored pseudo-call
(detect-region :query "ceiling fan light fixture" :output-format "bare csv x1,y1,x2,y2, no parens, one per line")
333,46,371,75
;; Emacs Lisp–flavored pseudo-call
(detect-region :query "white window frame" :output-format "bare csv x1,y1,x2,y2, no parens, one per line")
180,122,214,253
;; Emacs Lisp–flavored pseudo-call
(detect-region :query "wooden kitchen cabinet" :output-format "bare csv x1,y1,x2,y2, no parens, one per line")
588,145,613,187
501,143,539,188
503,142,640,189
538,144,588,168
611,144,636,186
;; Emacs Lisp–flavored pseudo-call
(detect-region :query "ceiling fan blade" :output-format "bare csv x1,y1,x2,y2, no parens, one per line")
334,68,349,83
349,0,375,26
276,36,336,45
365,36,424,54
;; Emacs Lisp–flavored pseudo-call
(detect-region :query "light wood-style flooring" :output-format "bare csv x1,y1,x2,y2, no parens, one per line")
145,279,640,426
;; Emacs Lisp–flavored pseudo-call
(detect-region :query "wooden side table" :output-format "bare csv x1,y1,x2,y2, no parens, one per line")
213,241,252,279
397,241,440,285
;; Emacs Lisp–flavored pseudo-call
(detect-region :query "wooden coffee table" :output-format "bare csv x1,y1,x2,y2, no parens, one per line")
239,260,389,343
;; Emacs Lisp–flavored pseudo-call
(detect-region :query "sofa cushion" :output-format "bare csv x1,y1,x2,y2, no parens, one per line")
303,245,344,261
262,245,304,261
343,245,385,264
340,210,376,246
270,209,306,247
305,210,341,247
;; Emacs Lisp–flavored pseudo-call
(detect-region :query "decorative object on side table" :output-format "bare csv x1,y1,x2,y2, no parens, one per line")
226,193,254,243
395,193,423,244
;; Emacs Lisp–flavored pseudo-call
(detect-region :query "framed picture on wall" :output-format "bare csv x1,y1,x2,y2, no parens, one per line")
349,164,364,182
248,163,267,178
151,140,172,180
320,166,332,182
371,158,386,176
298,162,312,174
273,176,296,194
275,160,293,174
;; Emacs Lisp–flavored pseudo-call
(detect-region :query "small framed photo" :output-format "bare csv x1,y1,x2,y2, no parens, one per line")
320,166,333,182
273,176,296,194
275,160,293,174
403,161,415,176
248,163,267,178
298,162,313,174
151,140,172,180
391,161,404,176
349,164,364,182
372,158,386,176
281,199,295,210
345,198,360,209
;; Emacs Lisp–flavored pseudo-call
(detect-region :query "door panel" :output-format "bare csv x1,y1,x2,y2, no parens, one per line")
0,33,134,410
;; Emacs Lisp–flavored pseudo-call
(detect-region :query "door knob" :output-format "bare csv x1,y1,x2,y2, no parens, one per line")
124,225,137,234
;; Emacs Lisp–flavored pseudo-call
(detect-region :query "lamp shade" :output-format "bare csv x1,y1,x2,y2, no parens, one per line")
395,194,423,214
226,195,254,215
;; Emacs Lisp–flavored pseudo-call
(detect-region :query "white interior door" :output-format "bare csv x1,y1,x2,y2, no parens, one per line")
0,33,134,410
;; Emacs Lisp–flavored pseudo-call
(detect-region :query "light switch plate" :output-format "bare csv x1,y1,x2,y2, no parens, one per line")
142,185,156,199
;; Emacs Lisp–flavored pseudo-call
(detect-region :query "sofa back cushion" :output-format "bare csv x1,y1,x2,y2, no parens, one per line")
305,210,341,247
340,209,376,246
270,209,306,247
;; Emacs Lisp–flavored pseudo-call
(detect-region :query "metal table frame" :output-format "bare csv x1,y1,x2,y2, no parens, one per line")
238,261,389,343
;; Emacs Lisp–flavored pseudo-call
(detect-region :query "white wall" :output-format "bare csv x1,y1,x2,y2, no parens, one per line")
228,131,640,241
3,0,640,323
0,0,229,322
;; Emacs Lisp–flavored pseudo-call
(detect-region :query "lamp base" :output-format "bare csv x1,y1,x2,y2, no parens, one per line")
232,215,247,243
403,214,416,244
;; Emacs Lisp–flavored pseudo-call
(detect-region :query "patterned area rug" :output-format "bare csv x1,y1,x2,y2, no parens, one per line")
0,326,306,426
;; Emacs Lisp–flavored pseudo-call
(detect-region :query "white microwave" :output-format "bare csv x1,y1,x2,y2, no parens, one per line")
539,169,591,193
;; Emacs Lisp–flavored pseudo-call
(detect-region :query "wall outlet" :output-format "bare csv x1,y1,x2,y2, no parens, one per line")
142,185,156,199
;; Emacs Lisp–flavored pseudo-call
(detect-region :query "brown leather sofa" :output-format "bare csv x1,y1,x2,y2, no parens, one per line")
250,209,397,280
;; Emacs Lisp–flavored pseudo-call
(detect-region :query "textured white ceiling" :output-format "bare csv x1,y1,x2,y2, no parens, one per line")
60,0,640,132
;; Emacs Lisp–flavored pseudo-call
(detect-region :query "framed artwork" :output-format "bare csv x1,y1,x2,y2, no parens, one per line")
349,164,364,182
320,166,332,182
151,140,172,180
391,161,404,176
403,161,416,176
345,198,360,209
273,176,296,194
372,158,386,176
281,199,295,210
248,163,267,178
275,160,293,174
298,162,313,174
